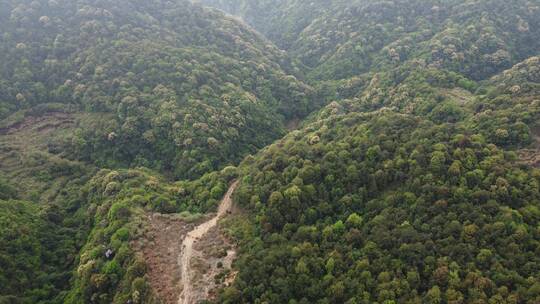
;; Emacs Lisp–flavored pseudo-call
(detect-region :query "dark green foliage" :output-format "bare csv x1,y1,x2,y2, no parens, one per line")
200,0,334,50
217,52,539,302
0,0,316,179
468,56,540,148
0,176,17,200
0,197,91,304
175,165,238,213
1,0,540,303
0,113,96,304
0,200,43,303
226,110,540,303
63,167,235,303
64,169,167,304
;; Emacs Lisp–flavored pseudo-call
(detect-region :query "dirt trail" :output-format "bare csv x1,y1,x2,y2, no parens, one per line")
178,181,238,304
135,214,197,304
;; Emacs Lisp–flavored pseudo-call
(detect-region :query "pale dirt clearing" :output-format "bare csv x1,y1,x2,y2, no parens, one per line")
178,181,238,304
134,213,200,304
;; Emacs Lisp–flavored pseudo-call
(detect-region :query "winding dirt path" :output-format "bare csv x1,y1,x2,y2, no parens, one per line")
178,180,238,304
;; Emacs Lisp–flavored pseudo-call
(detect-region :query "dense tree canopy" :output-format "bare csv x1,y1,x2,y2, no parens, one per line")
202,0,540,82
0,0,316,179
225,107,540,303
0,0,539,303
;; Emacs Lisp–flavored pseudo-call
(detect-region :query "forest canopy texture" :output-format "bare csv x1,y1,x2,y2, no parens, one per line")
0,0,539,303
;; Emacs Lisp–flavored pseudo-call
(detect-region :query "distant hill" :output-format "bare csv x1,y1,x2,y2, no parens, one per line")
201,0,540,81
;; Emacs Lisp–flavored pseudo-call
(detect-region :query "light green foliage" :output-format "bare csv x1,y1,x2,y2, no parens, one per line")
0,198,89,303
66,169,179,304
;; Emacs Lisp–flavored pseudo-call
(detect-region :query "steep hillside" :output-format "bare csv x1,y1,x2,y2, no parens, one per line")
63,168,233,304
0,107,96,303
192,2,540,302
224,84,540,303
200,0,540,82
196,0,334,50
0,0,315,179
474,56,540,167
0,106,239,303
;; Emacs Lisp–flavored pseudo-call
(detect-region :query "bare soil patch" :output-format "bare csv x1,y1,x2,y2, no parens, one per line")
178,181,238,304
133,213,203,304
135,182,238,304
190,224,237,302
0,112,74,136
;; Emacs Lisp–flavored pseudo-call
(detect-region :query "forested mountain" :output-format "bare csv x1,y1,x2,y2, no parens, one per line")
201,1,540,303
1,0,539,304
225,58,540,302
201,0,540,81
0,111,95,303
196,0,334,50
0,0,315,179
0,0,311,302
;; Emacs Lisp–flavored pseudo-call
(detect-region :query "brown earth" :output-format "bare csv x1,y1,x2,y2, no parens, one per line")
189,220,237,302
133,213,203,304
178,181,238,304
135,182,239,304
0,112,75,135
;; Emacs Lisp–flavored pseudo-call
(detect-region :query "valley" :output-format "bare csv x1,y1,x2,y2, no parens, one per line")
0,0,539,303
